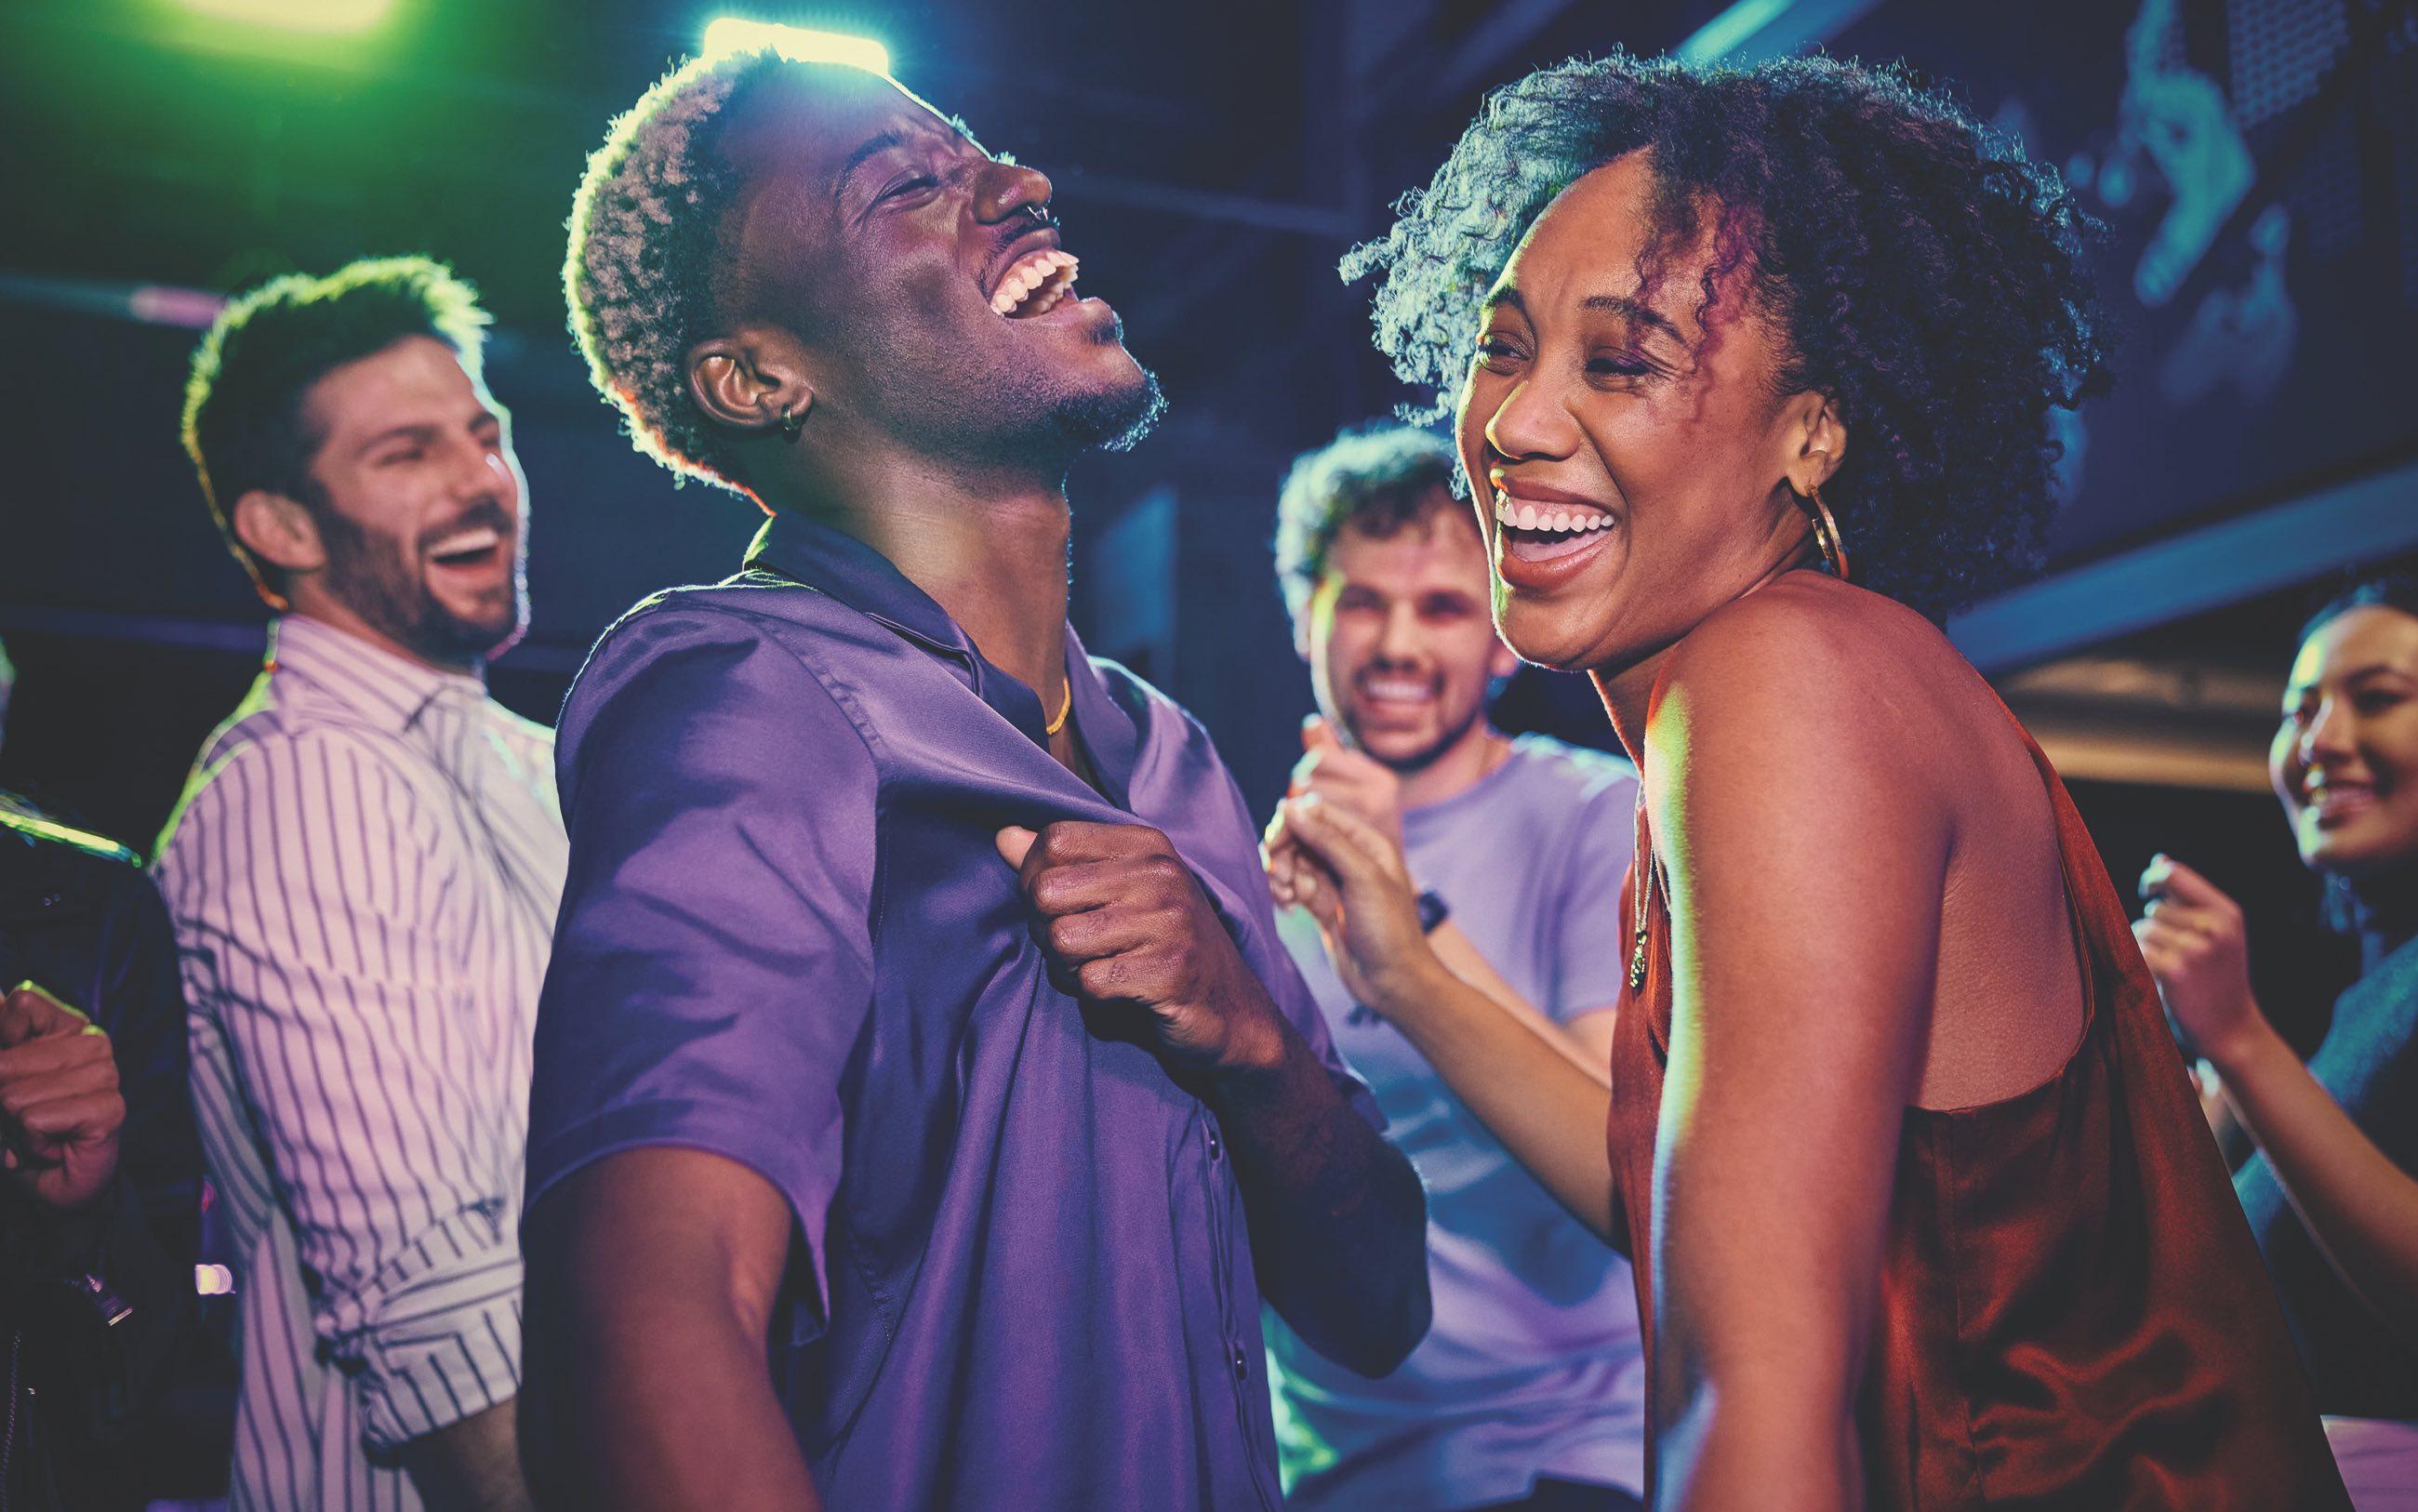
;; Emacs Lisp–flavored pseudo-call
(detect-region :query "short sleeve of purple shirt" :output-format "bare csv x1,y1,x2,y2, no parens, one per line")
525,605,876,1335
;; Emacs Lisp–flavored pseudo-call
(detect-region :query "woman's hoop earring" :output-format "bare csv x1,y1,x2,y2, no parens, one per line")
1802,484,1852,582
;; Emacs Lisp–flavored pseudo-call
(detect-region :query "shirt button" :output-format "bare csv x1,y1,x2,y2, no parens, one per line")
1205,1127,1222,1163
1230,1345,1250,1382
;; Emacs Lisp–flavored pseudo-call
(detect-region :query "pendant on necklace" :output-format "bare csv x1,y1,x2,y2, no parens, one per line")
1628,935,1649,992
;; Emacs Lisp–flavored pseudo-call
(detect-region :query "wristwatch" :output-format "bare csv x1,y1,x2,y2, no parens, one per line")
1415,888,1450,935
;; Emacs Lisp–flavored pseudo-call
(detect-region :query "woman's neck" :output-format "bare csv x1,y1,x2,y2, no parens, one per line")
2346,862,2418,975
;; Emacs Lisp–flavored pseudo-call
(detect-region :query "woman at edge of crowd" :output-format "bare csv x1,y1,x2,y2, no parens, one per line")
1265,51,2349,1510
2136,571,2418,1508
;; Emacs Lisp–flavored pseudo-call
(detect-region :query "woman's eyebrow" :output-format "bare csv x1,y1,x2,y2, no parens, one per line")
1581,292,1681,340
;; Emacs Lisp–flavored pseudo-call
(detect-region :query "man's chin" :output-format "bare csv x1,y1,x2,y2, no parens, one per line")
411,601,525,667
1054,365,1165,456
1350,723,1448,772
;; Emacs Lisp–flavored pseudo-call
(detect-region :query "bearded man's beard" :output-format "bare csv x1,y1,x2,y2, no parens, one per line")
311,501,523,668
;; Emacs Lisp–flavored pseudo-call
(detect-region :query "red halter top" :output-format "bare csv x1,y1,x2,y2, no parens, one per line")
1607,723,2348,1508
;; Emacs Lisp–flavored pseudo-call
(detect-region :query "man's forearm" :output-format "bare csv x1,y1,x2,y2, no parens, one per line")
403,1399,533,1512
1209,1017,1430,1377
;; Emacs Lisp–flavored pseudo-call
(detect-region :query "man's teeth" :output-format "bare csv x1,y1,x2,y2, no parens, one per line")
428,526,501,560
1493,490,1611,535
991,250,1079,316
1362,680,1430,702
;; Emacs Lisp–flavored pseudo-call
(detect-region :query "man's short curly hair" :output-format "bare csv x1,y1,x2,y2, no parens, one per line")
565,46,804,495
181,256,491,604
1273,425,1461,627
1345,51,2113,622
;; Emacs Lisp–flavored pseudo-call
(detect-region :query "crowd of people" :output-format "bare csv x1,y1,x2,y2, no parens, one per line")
2,39,2414,1512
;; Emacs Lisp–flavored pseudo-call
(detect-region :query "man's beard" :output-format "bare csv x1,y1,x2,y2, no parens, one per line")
1348,676,1492,776
1051,363,1165,456
312,499,525,669
871,311,1167,472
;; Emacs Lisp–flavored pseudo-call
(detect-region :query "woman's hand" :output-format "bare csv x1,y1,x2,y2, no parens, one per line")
2133,854,2265,1068
1265,794,1439,1017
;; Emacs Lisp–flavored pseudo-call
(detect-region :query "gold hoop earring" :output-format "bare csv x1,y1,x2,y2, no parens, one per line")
777,405,806,440
1802,485,1851,582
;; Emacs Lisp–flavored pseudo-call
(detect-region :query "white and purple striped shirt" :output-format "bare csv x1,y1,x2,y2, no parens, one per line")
155,614,566,1511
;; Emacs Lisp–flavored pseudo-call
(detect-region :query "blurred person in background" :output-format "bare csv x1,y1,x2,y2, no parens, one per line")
0,788,205,1510
155,257,563,1512
1264,425,1645,1512
2137,571,2418,1507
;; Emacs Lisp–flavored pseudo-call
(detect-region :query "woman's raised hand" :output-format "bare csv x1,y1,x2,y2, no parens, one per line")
1265,792,1436,1017
2133,854,2264,1065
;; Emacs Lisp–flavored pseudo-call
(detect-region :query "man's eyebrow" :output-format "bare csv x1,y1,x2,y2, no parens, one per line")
352,421,435,457
1481,287,1525,315
1581,292,1681,338
832,129,908,204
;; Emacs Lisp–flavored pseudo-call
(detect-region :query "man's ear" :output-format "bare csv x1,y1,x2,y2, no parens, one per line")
230,488,326,577
1786,392,1849,497
1488,638,1521,681
687,330,817,434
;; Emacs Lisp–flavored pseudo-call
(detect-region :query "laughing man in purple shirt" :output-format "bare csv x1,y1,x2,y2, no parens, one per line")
520,48,1431,1510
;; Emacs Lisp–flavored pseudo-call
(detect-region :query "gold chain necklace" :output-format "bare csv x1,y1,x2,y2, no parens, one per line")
1629,800,1657,992
1043,678,1074,737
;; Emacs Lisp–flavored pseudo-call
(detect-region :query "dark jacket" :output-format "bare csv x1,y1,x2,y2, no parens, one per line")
0,798,204,1512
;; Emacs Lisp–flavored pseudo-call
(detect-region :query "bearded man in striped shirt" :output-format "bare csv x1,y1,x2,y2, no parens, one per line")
155,258,564,1512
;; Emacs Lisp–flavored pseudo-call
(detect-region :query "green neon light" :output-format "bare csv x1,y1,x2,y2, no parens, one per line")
701,18,891,76
174,0,396,33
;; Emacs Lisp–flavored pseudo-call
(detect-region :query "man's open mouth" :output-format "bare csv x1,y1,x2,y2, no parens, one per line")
426,524,508,571
988,247,1080,319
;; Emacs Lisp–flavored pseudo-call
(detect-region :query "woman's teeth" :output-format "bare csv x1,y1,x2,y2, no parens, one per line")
1493,491,1612,535
991,250,1080,317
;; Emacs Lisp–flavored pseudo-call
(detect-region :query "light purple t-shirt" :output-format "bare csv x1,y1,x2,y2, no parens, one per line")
1266,734,1647,1508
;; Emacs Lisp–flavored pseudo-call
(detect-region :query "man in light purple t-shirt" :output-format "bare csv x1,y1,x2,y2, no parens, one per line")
1266,426,1645,1511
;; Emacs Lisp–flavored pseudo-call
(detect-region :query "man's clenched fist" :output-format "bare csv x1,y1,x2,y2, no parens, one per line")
0,982,124,1212
998,821,1284,1076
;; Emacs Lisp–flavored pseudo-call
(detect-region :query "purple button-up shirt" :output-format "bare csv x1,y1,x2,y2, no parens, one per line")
526,512,1377,1510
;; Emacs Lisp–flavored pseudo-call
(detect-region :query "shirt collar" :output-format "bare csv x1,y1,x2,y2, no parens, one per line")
744,511,975,661
268,613,487,734
741,512,1138,789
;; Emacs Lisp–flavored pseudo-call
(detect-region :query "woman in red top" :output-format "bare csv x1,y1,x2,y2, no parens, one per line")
1269,52,2345,1509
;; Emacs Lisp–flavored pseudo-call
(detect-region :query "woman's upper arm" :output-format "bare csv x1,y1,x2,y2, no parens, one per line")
1646,601,1950,1417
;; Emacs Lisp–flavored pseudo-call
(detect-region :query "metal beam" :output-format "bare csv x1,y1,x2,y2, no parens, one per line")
1677,0,1885,66
1948,457,2418,673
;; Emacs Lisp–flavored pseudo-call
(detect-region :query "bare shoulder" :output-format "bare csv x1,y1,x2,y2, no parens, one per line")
1654,576,1969,773
1667,575,1959,697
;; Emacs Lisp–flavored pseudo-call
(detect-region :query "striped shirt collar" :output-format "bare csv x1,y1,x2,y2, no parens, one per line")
267,613,488,734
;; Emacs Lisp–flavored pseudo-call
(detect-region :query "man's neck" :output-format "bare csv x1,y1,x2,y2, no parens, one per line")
284,599,484,683
1395,723,1510,813
788,455,1073,702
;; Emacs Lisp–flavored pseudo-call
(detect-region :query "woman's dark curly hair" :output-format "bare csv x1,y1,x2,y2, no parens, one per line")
1345,51,2114,622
